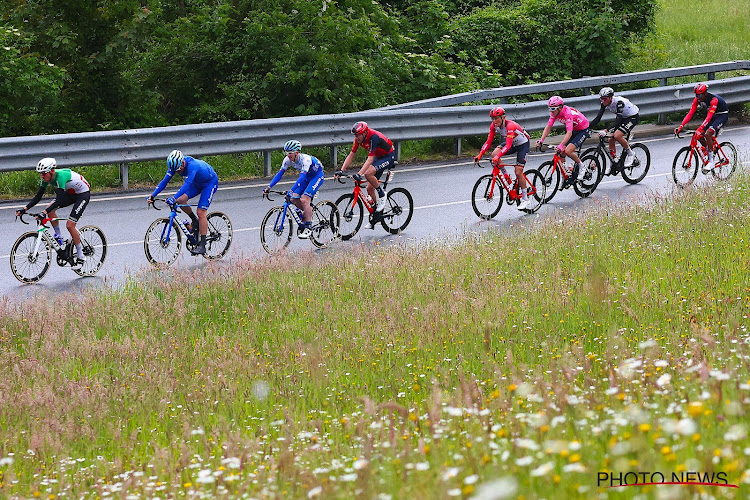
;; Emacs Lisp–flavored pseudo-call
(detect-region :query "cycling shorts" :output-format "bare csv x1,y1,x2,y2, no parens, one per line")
506,142,530,166
614,114,639,138
706,114,728,134
183,174,219,210
565,129,591,149
53,189,91,223
291,172,324,199
372,151,396,180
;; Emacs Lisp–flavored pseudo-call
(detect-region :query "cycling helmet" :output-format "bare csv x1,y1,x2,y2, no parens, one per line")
599,87,614,99
36,157,56,174
547,95,564,109
166,150,184,173
351,121,369,135
283,140,302,152
489,106,505,119
694,83,708,95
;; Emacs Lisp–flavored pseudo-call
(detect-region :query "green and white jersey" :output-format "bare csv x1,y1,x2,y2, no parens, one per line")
41,169,90,194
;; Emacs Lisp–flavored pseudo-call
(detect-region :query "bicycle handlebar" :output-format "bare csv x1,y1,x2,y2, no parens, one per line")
16,212,48,226
675,129,697,140
262,189,290,202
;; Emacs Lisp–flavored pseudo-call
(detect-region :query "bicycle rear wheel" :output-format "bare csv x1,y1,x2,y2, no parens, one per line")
471,174,503,220
537,161,560,203
574,154,601,198
672,146,698,188
521,169,546,214
621,143,650,184
335,194,364,240
381,187,414,234
73,226,107,276
712,141,738,181
204,211,233,260
310,200,340,248
10,232,52,283
260,206,293,254
144,218,182,266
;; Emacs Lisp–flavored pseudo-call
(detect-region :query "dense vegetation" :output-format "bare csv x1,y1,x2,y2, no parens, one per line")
0,0,656,137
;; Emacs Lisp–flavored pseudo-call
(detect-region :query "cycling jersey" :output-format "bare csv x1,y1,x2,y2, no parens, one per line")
269,153,324,188
589,96,639,129
151,156,218,200
548,106,589,132
478,119,530,158
351,128,394,158
25,169,91,218
40,169,90,194
680,93,729,129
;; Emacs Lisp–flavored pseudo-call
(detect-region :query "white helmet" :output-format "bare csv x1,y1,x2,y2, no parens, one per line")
167,150,185,173
36,157,56,173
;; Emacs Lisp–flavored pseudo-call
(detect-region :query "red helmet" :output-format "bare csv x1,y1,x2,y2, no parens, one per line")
351,121,369,135
489,106,505,119
694,83,708,95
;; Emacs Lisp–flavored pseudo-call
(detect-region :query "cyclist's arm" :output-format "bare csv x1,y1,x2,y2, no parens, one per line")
495,132,515,158
537,123,553,144
23,185,47,210
171,168,199,200
610,113,625,132
679,98,699,127
340,145,358,171
699,97,719,129
588,105,606,129
477,125,496,158
151,171,175,198
268,159,289,188
360,155,375,173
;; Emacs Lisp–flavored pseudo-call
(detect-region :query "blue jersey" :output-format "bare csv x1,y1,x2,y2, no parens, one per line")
269,153,324,188
151,156,218,199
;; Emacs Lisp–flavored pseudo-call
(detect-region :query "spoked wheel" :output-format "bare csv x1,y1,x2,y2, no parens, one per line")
672,146,698,188
334,194,364,240
521,169,546,214
144,218,182,266
381,187,414,234
203,212,233,260
73,226,107,276
574,154,601,198
310,200,340,248
260,206,293,255
537,161,560,203
712,141,738,181
10,232,52,284
471,174,503,220
621,143,651,184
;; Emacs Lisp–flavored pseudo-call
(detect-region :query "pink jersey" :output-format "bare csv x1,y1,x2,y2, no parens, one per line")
547,106,589,132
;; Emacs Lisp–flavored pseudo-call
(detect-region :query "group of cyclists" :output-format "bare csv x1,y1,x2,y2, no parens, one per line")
13,82,728,265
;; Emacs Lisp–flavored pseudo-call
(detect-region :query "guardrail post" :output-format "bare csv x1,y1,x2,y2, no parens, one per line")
119,163,129,190
707,72,715,81
657,78,668,125
263,151,272,177
330,145,338,169
454,138,462,157
394,141,401,162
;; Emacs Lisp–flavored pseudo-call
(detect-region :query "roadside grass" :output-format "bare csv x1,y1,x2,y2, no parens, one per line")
1,171,750,497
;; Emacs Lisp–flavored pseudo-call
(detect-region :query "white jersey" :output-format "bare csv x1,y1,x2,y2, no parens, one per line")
604,96,639,118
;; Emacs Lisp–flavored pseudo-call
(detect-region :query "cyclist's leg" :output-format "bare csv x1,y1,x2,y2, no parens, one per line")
178,185,201,231
617,115,638,151
565,129,590,165
299,173,324,222
512,143,530,193
195,178,218,236
67,192,90,257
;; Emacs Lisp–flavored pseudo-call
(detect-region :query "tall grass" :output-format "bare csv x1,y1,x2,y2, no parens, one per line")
1,172,749,497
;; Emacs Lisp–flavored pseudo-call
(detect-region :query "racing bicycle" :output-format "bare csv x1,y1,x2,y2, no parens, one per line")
10,212,107,283
471,159,546,219
144,199,233,266
672,129,738,188
260,190,340,254
536,144,602,203
581,132,651,184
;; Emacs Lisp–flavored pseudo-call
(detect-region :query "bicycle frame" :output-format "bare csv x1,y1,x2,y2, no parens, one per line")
681,130,730,168
20,214,67,258
263,190,305,232
150,199,199,245
477,161,536,201
341,170,395,214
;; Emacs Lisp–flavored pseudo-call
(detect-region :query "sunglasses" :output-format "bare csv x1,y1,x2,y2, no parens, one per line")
548,106,562,112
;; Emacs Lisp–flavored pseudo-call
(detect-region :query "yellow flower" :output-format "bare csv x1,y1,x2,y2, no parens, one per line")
183,483,192,488
692,433,700,442
560,450,570,458
713,449,722,457
569,454,581,463
462,485,474,495
687,402,704,417
639,423,651,432
661,446,671,455
508,384,518,392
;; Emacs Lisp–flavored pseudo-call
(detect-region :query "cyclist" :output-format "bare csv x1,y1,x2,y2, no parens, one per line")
474,106,532,210
262,140,325,239
589,87,640,171
15,157,91,268
674,83,729,171
337,121,395,228
536,96,591,186
147,150,219,255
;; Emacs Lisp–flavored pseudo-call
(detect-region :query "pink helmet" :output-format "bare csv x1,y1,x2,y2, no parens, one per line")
489,106,505,118
547,96,564,109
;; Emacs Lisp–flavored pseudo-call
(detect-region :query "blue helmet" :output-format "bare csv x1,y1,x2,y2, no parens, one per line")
167,150,184,173
283,140,302,152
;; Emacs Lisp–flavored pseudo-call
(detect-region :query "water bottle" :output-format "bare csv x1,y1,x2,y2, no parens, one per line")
182,219,193,232
55,234,65,247
500,166,511,184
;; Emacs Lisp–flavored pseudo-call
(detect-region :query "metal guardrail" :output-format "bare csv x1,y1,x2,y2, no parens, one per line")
0,62,748,188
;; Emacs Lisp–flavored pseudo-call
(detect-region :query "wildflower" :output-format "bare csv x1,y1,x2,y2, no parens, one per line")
308,486,323,498
639,423,651,432
530,462,554,477
469,477,518,500
656,374,671,387
687,402,704,417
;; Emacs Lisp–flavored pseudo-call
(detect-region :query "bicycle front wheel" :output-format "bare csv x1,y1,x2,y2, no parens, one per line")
621,143,651,184
521,169,546,214
204,212,233,260
310,200,340,248
712,141,738,181
574,154,601,198
260,206,293,254
10,232,52,284
381,187,414,234
537,161,560,203
335,194,364,240
73,226,107,277
471,174,503,220
672,146,698,188
144,218,182,266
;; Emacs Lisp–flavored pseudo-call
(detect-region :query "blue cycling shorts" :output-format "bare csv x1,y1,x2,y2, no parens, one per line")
373,152,396,179
565,129,591,149
183,174,219,210
291,172,324,199
706,114,728,134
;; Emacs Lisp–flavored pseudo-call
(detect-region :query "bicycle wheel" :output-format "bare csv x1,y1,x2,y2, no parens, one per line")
260,206,293,254
381,187,414,234
144,218,182,266
712,141,738,181
471,174,503,220
621,143,651,184
672,146,698,188
310,200,340,248
574,154,601,198
521,169,546,214
10,232,52,284
73,226,107,277
335,193,364,240
537,161,560,203
204,211,233,260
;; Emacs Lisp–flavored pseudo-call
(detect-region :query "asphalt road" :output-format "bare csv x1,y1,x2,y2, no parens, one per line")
1,127,748,300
